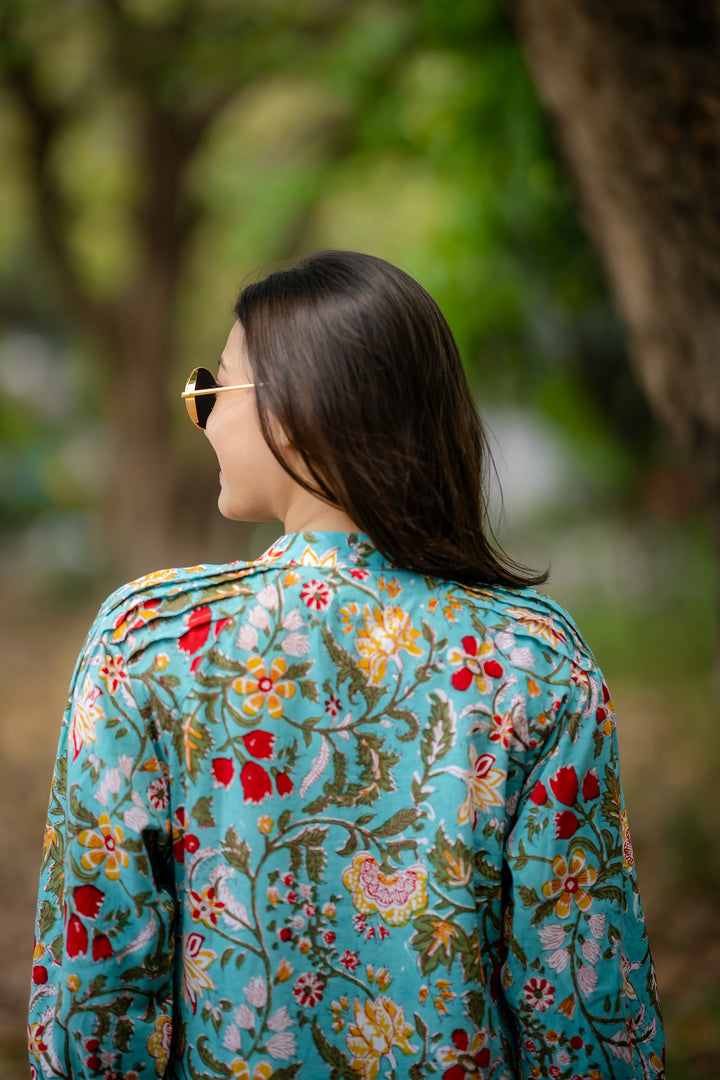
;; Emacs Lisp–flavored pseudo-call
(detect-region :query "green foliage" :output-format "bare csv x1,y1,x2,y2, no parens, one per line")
0,0,666,555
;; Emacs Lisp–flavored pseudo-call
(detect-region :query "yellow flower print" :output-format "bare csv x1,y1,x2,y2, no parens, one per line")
340,602,360,635
443,593,462,622
275,957,293,982
454,746,505,828
233,655,295,719
542,849,598,918
78,813,129,880
355,605,424,685
299,545,338,567
42,823,57,861
621,808,634,871
70,673,104,759
557,994,576,1019
426,918,458,959
231,1062,272,1080
147,1015,172,1076
342,852,428,926
257,815,274,834
345,997,417,1080
98,654,129,694
506,607,567,647
181,932,216,1014
28,1020,49,1061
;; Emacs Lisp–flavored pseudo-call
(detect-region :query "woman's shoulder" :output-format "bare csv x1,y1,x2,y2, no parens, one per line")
86,556,275,648
454,581,599,674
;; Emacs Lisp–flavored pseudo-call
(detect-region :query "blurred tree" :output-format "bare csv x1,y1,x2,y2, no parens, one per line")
0,0,666,579
0,0,421,571
511,0,720,591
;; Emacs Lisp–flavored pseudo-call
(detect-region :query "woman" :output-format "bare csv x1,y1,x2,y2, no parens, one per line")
29,251,664,1079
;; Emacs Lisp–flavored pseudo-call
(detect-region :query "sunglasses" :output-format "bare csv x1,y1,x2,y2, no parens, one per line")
181,367,259,428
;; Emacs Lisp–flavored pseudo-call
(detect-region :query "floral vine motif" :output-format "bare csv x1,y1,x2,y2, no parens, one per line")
29,532,663,1080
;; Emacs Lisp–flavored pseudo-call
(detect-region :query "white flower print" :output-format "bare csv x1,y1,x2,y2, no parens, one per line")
267,1006,293,1031
582,938,602,965
234,1004,255,1029
282,607,305,631
280,632,309,657
236,625,258,651
222,1025,242,1052
257,584,279,609
266,1031,296,1059
248,606,270,630
243,975,267,1008
509,646,535,667
578,964,598,998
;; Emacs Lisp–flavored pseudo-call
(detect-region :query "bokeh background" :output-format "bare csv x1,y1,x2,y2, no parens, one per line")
1,2,718,1078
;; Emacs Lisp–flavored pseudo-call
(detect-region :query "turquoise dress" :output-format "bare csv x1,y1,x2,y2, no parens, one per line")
29,532,664,1080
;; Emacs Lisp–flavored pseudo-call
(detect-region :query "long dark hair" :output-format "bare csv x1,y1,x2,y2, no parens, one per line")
235,250,547,589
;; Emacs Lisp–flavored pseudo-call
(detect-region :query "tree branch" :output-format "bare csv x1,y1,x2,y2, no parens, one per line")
0,12,113,334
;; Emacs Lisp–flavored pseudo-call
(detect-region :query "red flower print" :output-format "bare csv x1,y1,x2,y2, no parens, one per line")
570,1036,583,1049
340,950,360,970
32,966,48,985
322,930,336,945
325,694,341,717
549,765,579,806
212,757,235,789
450,667,474,691
555,810,579,839
73,884,105,919
596,706,608,725
549,1067,561,1079
279,927,292,942
240,761,273,804
66,914,88,958
92,933,113,960
275,771,293,797
483,659,504,680
449,635,502,692
184,834,200,854
582,768,600,801
148,776,170,810
523,976,555,1011
178,605,212,654
214,616,232,637
530,781,548,805
292,971,324,1007
242,730,275,759
300,580,331,610
350,568,370,580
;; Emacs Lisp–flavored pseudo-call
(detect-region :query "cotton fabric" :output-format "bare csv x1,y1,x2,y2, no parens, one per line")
29,531,664,1079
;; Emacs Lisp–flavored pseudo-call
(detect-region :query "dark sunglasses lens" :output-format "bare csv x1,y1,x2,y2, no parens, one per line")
194,367,217,429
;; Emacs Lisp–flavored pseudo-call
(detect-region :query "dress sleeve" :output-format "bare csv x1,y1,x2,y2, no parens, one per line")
499,664,664,1078
29,625,176,1080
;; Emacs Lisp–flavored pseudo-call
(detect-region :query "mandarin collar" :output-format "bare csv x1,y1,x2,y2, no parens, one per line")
257,531,390,572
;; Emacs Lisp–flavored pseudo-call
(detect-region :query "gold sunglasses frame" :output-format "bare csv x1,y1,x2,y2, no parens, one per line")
181,367,259,428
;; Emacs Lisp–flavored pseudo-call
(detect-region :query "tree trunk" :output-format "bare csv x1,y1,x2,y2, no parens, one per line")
509,0,720,679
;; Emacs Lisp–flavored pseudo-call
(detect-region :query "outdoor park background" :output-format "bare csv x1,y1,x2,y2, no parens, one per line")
1,2,719,1078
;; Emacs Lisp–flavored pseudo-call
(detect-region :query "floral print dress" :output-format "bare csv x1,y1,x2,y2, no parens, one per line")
29,531,664,1080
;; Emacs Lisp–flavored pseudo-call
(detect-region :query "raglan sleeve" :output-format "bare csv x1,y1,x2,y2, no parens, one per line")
499,657,665,1079
29,616,177,1080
